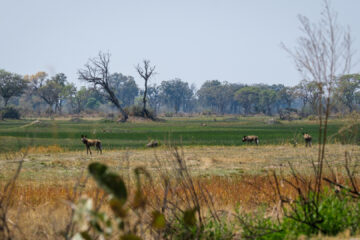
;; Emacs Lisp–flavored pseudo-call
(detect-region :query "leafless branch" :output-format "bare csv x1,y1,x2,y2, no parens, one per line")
78,51,128,122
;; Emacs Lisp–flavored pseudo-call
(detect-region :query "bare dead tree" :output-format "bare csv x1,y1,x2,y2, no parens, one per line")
135,60,156,119
282,0,354,199
78,52,128,122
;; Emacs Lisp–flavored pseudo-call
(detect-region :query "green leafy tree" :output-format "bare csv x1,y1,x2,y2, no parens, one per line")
109,73,139,107
146,84,161,114
197,80,236,114
0,69,28,107
160,78,194,113
86,97,100,110
70,86,91,113
277,86,295,108
259,88,277,115
52,73,69,113
334,74,360,112
234,86,260,114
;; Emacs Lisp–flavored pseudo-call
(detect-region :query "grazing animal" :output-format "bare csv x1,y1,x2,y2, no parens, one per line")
303,133,312,147
81,135,102,155
146,139,159,148
242,135,259,145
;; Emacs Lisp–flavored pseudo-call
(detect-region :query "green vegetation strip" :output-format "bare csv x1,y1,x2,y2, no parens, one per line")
0,118,348,152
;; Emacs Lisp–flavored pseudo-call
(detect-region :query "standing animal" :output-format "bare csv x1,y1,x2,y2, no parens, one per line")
303,133,312,147
81,135,102,155
242,135,259,145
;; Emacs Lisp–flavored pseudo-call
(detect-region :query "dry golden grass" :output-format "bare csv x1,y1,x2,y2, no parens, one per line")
21,145,65,154
0,144,359,239
5,174,358,240
1,144,358,205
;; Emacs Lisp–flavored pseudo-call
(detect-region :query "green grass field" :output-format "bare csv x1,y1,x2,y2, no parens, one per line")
0,116,349,152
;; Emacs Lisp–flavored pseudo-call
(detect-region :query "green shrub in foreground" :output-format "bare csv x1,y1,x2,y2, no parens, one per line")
240,192,360,239
164,215,234,240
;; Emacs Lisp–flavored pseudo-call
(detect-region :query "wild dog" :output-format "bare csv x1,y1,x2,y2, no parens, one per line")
242,135,259,145
302,133,312,147
81,135,102,155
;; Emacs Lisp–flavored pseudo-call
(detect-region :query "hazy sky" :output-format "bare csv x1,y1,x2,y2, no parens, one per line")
0,0,359,89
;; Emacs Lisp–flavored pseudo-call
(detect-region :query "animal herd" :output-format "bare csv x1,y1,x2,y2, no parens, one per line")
80,133,313,155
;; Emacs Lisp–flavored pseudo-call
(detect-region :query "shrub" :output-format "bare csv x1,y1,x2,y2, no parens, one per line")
164,112,174,117
239,192,360,239
1,107,20,119
201,110,213,116
107,113,115,119
125,105,143,117
163,212,234,240
307,115,317,120
279,108,299,121
125,105,156,118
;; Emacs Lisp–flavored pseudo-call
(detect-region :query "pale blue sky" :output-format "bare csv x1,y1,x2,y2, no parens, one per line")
0,0,359,88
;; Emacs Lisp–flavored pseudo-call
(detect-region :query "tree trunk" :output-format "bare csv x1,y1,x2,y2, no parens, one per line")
142,79,148,117
105,85,128,122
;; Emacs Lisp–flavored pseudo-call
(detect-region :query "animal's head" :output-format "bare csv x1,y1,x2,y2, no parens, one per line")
242,136,247,142
81,135,87,143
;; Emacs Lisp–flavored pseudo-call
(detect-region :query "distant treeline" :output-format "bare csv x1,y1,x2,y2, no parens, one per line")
0,69,359,118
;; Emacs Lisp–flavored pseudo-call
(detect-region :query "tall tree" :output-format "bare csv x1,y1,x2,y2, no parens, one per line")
24,72,48,114
36,78,63,114
160,78,193,113
135,60,156,119
52,73,68,113
334,74,360,112
78,52,128,122
197,80,235,114
109,73,139,107
70,86,91,113
259,88,277,115
277,86,295,108
0,69,28,106
234,86,260,114
146,84,161,114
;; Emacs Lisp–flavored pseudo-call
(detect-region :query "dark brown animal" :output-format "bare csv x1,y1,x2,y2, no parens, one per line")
303,133,312,147
242,135,259,145
81,135,102,155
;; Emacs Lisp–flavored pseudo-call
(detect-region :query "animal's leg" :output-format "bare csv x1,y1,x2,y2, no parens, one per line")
96,144,102,154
